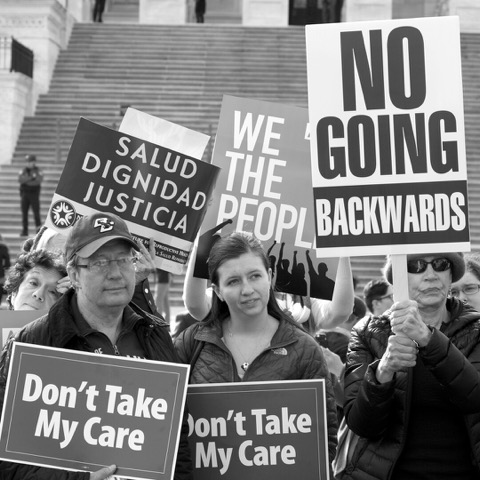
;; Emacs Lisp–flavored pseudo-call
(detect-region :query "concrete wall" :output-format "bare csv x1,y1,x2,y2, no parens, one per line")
0,72,33,164
139,0,187,24
0,0,87,164
243,0,289,26
450,0,480,33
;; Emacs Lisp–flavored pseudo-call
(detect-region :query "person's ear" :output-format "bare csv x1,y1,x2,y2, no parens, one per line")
212,283,223,302
67,267,81,289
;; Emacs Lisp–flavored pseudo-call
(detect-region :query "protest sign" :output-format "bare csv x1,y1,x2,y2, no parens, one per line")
306,16,470,258
186,380,330,480
0,343,189,480
194,95,338,299
45,117,220,274
119,107,210,161
0,311,40,347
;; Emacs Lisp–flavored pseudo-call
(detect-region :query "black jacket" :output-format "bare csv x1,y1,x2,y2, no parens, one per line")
0,289,193,480
340,297,480,479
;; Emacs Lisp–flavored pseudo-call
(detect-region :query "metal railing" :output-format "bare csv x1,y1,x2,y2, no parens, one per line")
0,37,34,78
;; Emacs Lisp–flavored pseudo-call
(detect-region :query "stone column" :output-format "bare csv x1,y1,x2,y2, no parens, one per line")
139,0,187,24
449,0,480,33
0,72,33,164
344,0,393,21
0,0,69,104
0,0,73,164
242,0,289,26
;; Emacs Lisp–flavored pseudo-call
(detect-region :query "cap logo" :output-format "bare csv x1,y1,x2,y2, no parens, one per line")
94,217,115,233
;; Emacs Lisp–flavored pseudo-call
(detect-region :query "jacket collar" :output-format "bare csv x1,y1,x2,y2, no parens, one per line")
193,316,300,349
45,288,149,348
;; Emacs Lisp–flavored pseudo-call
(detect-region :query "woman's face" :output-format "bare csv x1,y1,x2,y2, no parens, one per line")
11,266,63,311
407,256,452,310
213,252,272,320
450,271,480,311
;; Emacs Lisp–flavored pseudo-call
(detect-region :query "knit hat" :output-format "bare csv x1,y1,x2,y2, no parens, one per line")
383,252,465,284
64,212,139,262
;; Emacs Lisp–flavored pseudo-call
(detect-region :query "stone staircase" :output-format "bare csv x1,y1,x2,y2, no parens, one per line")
1,23,480,306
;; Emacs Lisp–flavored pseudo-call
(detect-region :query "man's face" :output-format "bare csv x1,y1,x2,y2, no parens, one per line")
70,239,136,313
372,286,394,316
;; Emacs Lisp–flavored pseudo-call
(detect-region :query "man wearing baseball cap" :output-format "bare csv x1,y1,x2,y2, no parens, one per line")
0,212,193,479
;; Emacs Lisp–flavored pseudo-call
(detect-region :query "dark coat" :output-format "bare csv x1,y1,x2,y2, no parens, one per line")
175,316,338,463
0,289,193,480
340,297,480,479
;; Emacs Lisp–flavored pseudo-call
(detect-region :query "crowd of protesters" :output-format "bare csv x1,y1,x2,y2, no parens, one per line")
0,213,479,479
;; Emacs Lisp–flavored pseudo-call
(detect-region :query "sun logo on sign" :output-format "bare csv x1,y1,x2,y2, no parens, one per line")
50,201,76,228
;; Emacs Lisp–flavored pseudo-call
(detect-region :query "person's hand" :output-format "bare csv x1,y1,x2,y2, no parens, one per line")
376,334,418,383
89,464,116,480
135,238,156,284
389,300,432,347
56,275,71,295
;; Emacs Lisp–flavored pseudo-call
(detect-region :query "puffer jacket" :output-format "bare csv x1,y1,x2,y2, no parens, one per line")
174,317,338,463
0,289,193,480
340,297,480,480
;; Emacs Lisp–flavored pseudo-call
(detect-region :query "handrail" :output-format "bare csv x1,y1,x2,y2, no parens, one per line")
0,37,34,78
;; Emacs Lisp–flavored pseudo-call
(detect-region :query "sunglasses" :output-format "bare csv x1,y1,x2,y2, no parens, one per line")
406,258,452,274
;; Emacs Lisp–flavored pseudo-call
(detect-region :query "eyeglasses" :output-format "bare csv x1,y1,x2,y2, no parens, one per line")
450,284,480,297
77,256,137,274
377,293,394,302
406,258,452,274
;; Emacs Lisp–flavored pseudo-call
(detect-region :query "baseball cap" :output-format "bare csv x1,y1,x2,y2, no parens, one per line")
26,154,36,162
64,212,139,262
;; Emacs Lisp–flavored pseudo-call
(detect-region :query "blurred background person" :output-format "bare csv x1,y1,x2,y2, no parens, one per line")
363,277,394,316
450,252,480,312
18,154,43,237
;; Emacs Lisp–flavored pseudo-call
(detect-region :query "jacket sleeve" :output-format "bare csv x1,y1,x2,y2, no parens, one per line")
300,335,338,464
174,327,195,364
420,326,480,413
174,408,194,480
0,462,89,479
343,321,399,439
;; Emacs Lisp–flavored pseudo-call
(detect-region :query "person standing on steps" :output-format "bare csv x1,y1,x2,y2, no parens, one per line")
18,154,43,237
195,0,206,23
93,0,106,22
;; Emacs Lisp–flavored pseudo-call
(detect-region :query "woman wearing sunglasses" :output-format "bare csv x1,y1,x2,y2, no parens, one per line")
338,253,480,480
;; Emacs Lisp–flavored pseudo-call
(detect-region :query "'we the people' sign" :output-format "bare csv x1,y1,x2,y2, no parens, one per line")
306,16,469,257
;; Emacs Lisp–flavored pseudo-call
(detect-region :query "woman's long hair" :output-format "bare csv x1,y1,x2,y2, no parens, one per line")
202,231,295,326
